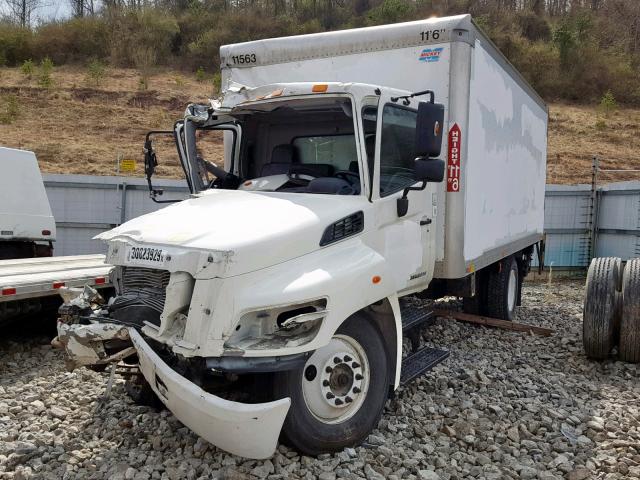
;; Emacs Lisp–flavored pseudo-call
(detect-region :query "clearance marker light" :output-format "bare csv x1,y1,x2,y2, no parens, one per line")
372,275,382,284
95,277,106,285
1,287,16,296
312,84,328,93
53,281,65,289
42,230,51,236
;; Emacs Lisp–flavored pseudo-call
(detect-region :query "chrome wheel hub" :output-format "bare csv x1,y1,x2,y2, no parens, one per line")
302,334,370,424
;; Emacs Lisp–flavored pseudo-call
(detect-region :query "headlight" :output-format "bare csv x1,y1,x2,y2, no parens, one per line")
224,298,328,351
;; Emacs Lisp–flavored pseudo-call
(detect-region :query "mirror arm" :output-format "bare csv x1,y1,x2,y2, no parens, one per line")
397,180,427,217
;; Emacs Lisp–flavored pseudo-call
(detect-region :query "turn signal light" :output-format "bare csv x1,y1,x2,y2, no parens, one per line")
312,84,328,93
95,277,106,285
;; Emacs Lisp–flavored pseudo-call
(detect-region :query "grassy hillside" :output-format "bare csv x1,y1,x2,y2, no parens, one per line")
1,66,639,185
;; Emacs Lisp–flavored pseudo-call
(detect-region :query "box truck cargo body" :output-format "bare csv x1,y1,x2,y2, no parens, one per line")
57,14,548,459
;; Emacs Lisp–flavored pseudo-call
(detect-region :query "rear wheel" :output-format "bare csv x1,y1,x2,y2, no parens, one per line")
619,259,640,363
274,314,390,455
485,256,519,321
463,270,488,316
583,257,622,360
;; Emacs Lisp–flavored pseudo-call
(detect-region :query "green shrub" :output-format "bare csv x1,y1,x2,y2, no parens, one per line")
109,9,179,67
0,25,33,66
595,119,607,130
86,58,107,86
20,59,34,79
0,94,19,125
195,66,206,82
138,75,148,91
33,18,109,64
599,90,617,115
211,72,221,94
517,12,551,42
367,0,415,25
38,57,54,89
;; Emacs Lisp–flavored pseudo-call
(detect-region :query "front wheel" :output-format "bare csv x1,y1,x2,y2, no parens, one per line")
274,314,391,455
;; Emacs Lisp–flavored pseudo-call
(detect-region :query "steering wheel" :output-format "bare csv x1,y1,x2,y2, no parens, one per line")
287,171,316,186
334,170,360,185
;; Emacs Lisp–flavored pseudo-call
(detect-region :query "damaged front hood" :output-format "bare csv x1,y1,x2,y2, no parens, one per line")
98,190,367,278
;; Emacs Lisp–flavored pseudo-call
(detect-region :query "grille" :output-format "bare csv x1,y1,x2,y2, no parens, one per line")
320,211,364,246
117,266,170,313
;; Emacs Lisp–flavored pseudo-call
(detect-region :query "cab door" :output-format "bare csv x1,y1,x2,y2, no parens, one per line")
179,111,242,194
370,95,437,295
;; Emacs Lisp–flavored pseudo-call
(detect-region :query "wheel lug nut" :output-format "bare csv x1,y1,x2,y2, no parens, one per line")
325,366,333,373
322,380,330,387
344,355,352,362
326,392,335,399
352,362,360,369
345,396,353,403
355,374,363,380
334,398,344,406
333,356,341,364
353,386,361,394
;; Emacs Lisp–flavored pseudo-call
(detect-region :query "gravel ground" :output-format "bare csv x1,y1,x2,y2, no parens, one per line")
1,279,639,480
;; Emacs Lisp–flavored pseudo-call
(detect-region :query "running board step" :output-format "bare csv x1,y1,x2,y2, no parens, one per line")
400,347,449,385
400,302,434,332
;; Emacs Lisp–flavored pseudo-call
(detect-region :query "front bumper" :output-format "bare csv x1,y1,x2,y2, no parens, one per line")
129,329,291,459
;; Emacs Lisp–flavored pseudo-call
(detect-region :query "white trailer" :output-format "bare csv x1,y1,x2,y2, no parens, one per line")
0,147,56,259
57,14,547,459
0,148,113,325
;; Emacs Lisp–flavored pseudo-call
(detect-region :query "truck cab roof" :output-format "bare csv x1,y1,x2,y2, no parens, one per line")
219,81,413,113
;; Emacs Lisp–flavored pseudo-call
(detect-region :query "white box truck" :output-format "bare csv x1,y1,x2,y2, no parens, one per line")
56,14,547,459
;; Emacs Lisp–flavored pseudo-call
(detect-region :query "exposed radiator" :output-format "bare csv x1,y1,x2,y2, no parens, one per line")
114,266,171,314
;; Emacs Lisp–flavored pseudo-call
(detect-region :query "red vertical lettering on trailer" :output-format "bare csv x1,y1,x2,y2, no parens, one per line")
447,123,461,193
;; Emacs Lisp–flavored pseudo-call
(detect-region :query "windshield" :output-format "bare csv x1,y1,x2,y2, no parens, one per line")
228,96,362,195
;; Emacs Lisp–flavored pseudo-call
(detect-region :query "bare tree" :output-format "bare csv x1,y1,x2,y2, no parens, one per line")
4,0,43,27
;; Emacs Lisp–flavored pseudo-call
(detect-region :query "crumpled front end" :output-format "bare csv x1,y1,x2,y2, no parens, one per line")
53,288,291,459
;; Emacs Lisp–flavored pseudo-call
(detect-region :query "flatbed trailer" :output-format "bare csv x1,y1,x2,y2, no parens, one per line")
0,255,113,324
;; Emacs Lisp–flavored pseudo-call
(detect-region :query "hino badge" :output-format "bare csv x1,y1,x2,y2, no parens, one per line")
55,14,548,459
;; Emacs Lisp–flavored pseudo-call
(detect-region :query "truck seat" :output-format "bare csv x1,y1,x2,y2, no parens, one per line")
261,144,297,176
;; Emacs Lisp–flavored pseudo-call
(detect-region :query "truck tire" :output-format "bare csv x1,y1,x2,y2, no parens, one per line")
583,257,622,360
619,259,640,363
273,313,390,455
125,373,162,408
485,256,519,321
463,271,487,316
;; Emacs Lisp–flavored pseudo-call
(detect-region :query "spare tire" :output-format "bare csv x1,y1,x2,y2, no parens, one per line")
583,257,622,360
619,259,640,363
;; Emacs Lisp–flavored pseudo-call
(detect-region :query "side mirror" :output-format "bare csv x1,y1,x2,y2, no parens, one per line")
415,101,444,158
143,130,177,203
414,158,445,183
143,138,157,179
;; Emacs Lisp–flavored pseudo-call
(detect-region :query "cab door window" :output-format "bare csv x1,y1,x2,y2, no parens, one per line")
379,105,418,197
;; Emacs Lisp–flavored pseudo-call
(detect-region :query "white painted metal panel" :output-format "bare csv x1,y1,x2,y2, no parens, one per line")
225,44,452,120
463,40,547,264
0,147,56,241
